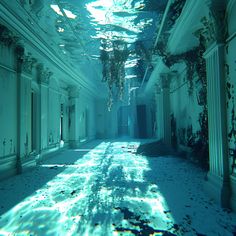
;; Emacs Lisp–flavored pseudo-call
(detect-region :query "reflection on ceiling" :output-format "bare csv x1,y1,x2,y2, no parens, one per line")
17,0,172,107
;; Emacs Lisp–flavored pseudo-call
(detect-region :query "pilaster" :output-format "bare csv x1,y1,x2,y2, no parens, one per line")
154,84,163,140
37,64,52,153
68,86,81,148
203,0,230,208
161,74,171,146
15,45,24,174
155,74,171,145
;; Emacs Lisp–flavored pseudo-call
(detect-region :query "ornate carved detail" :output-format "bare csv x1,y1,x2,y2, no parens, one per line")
37,64,53,85
22,53,37,74
68,86,81,98
0,24,19,46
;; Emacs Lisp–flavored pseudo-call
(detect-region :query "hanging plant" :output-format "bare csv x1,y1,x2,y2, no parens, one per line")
100,40,130,110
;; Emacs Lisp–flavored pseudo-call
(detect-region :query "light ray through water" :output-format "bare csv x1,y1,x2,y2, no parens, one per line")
0,141,175,235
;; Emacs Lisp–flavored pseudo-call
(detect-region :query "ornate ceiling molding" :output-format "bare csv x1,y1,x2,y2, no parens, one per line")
0,0,99,97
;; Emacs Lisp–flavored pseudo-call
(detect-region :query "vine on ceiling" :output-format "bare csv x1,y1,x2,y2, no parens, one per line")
100,40,130,111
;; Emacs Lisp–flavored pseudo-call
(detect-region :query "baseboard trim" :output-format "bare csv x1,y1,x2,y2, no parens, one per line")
204,172,231,209
230,175,236,211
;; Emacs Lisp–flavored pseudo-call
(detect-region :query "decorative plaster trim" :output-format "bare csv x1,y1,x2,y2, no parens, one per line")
21,157,36,172
36,146,65,163
230,175,236,211
227,0,236,20
204,171,232,209
0,154,17,180
226,31,236,44
203,42,224,58
167,0,201,52
0,63,15,73
0,153,16,161
0,1,99,97
21,72,33,81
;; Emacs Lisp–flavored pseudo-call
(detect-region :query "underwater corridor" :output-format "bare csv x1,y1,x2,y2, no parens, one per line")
1,0,236,235
0,140,235,236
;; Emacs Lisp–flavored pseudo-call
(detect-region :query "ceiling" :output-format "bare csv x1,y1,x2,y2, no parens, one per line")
14,0,168,97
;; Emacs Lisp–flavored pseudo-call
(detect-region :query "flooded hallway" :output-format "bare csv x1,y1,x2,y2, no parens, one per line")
1,0,236,235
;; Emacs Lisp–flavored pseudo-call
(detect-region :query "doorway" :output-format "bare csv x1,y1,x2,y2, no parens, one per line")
118,106,129,137
137,104,147,138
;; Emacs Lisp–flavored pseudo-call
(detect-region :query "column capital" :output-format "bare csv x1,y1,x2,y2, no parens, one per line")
37,64,53,85
68,86,81,98
22,53,37,75
0,24,20,47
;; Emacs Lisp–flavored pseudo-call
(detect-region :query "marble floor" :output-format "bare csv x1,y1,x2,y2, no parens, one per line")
0,140,235,236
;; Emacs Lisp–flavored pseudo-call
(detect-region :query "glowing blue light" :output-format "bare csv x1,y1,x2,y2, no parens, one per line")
0,141,175,235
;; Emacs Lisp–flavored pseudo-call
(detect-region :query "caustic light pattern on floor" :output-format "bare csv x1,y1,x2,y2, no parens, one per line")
0,140,235,236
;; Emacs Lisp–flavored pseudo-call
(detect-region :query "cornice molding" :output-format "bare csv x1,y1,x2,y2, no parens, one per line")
227,0,236,17
167,0,202,53
0,63,15,73
0,1,99,97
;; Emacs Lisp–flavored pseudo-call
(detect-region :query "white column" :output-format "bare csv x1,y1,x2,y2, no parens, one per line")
203,0,230,208
155,74,171,145
15,45,25,174
68,86,81,148
155,85,163,140
37,64,51,154
161,74,171,146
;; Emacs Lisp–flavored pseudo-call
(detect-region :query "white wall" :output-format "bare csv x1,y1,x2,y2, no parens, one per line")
95,99,119,139
0,28,97,179
226,0,236,211
169,68,202,146
0,44,18,179
0,67,17,158
77,89,96,141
